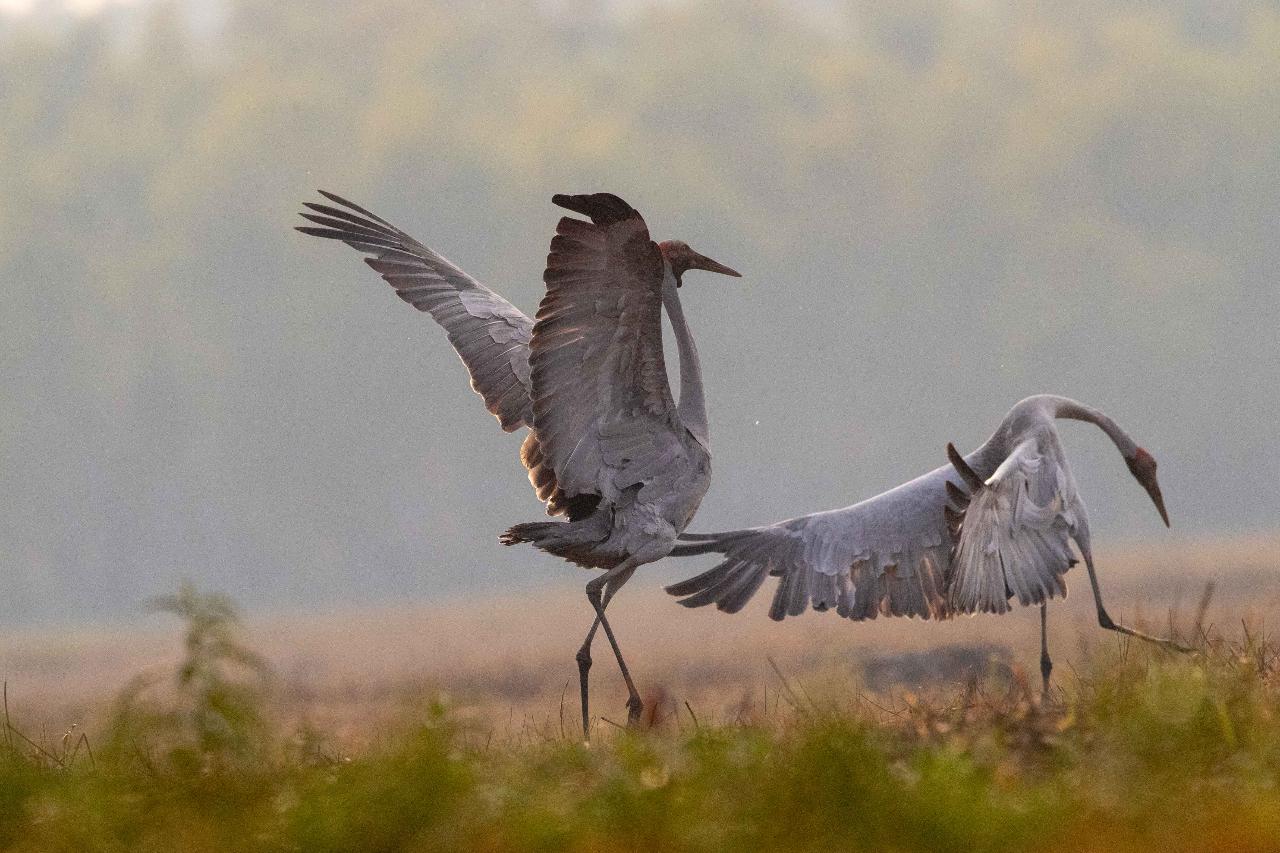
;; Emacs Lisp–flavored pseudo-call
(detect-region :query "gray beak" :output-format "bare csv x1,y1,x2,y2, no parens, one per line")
1145,476,1170,528
689,252,741,278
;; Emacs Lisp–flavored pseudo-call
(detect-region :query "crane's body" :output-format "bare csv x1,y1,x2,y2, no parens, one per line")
671,394,1185,690
298,190,738,738
501,256,713,573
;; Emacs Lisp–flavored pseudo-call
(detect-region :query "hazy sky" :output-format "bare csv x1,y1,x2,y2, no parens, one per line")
2,0,1277,625
0,0,137,14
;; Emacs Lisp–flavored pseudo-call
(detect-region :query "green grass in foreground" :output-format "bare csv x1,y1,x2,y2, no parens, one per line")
4,588,1280,852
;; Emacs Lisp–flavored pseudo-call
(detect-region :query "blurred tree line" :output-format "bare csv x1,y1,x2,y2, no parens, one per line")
1,0,1276,621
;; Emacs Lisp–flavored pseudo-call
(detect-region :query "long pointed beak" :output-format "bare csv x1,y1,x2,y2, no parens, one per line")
689,253,741,278
1145,478,1170,527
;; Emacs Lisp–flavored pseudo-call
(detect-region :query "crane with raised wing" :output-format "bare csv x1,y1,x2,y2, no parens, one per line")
298,191,739,737
669,394,1190,693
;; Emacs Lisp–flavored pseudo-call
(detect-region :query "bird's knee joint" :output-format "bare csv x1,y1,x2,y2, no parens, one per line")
576,647,592,668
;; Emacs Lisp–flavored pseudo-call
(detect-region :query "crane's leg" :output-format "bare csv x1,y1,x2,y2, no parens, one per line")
575,582,622,741
590,563,643,725
576,615,599,741
1080,547,1194,653
576,561,641,740
1039,602,1053,698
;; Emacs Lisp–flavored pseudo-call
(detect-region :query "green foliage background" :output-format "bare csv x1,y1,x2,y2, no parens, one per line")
2,0,1277,621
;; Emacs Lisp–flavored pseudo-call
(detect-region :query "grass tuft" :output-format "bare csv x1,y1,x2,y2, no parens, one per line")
5,589,1280,851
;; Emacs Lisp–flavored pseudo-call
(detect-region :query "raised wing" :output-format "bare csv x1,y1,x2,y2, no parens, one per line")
945,439,1078,614
668,467,958,621
297,191,533,431
526,193,682,510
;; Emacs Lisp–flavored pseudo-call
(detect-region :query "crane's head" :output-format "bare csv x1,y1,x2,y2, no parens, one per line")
1125,447,1169,527
659,240,741,286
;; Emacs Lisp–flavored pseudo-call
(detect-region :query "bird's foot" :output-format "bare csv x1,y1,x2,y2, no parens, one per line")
626,696,644,728
1099,610,1196,654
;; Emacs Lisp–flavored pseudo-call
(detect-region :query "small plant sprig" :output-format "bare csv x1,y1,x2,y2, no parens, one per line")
107,581,273,776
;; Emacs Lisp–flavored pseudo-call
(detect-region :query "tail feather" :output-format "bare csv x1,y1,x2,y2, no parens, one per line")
499,522,558,546
499,519,620,569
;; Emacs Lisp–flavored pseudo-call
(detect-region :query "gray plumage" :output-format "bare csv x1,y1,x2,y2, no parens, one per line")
299,190,740,737
945,438,1074,615
505,195,717,570
669,395,1176,643
297,191,534,433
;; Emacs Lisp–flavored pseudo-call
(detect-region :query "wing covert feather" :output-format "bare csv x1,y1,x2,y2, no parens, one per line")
947,439,1077,614
667,467,959,621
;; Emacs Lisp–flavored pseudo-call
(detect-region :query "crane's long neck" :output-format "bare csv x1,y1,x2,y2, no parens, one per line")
1050,396,1138,458
980,394,1138,460
661,277,709,448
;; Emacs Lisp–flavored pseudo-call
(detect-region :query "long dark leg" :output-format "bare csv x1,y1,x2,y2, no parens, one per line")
591,563,645,722
575,622,597,741
575,584,621,741
576,563,639,740
1039,602,1053,698
1081,548,1194,653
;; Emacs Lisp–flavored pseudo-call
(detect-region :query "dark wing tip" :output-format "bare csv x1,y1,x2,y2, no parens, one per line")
296,225,338,239
310,190,394,228
316,189,350,206
551,192,637,226
946,442,986,491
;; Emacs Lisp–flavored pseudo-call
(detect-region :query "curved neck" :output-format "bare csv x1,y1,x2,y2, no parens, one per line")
980,394,1138,461
1050,396,1138,458
661,276,708,447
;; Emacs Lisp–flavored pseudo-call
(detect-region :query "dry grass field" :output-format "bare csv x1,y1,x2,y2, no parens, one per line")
4,535,1276,748
3,535,1280,851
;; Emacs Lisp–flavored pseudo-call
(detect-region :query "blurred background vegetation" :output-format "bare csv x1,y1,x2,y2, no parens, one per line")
2,0,1277,623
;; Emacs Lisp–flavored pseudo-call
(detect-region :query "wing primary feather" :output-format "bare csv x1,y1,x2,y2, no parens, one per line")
718,564,771,613
298,191,537,437
298,213,393,239
666,562,734,599
316,189,397,227
550,192,637,226
945,480,970,509
303,201,401,234
947,442,986,491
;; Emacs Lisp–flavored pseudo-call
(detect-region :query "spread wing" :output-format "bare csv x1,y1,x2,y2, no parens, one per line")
297,191,533,431
945,438,1078,614
525,193,686,511
667,467,959,621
